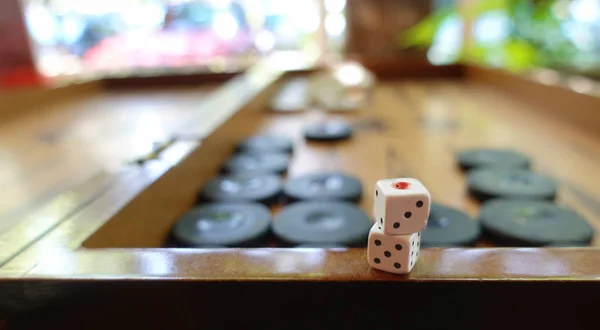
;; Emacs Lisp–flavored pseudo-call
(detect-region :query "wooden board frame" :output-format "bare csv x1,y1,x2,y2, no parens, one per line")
2,58,600,327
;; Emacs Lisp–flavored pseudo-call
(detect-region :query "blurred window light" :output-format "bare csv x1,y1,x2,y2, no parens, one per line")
570,0,600,23
299,11,321,34
213,12,239,39
562,22,595,52
325,13,346,37
70,0,124,15
59,15,86,44
473,11,512,45
121,2,166,29
325,0,346,13
210,0,233,10
24,0,335,75
283,1,320,34
427,14,462,65
255,30,275,52
25,4,59,45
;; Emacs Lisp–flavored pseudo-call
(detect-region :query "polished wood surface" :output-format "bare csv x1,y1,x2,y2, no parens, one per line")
0,81,219,236
466,65,600,137
24,247,600,280
2,60,600,327
0,58,297,273
83,76,600,249
0,170,118,268
2,62,600,277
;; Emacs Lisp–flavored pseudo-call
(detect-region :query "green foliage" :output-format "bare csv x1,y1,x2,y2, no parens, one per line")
462,0,512,20
400,0,581,72
399,7,457,49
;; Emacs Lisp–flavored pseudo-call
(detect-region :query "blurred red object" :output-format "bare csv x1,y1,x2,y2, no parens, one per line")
0,67,48,88
0,0,43,88
82,29,253,70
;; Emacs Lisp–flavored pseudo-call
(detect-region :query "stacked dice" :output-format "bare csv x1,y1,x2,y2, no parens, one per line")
368,178,431,274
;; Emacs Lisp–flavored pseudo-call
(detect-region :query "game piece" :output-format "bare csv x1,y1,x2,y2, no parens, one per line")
367,224,421,275
283,172,362,203
171,203,271,247
373,178,430,235
272,201,372,247
421,203,481,247
236,135,294,154
480,199,594,246
456,148,530,171
303,121,353,141
295,243,347,248
309,61,375,112
269,77,309,112
467,169,557,201
199,173,282,205
222,152,290,175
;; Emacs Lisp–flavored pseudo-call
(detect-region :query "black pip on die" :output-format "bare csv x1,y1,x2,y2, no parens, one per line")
373,178,430,235
368,227,421,273
368,178,430,274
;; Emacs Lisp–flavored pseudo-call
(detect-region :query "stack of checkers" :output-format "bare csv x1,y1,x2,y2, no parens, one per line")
452,148,595,247
169,135,372,248
274,171,370,247
303,120,353,142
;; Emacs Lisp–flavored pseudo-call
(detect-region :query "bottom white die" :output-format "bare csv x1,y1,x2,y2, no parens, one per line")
367,224,421,274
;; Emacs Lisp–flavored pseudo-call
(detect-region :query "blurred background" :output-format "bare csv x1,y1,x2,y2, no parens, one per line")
1,0,599,87
4,0,349,84
0,0,599,235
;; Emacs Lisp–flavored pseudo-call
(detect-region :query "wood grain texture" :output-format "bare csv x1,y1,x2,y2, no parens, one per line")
466,65,600,137
2,62,600,326
0,59,299,275
82,78,600,250
0,170,118,267
2,61,600,279
0,82,220,235
24,247,600,280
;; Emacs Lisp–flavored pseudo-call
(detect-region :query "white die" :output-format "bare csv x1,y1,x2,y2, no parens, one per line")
367,224,421,274
373,178,430,235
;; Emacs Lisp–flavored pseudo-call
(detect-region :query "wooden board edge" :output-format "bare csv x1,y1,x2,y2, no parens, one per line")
20,247,600,281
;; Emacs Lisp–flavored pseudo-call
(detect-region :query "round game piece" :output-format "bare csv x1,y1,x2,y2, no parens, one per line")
222,152,290,175
272,201,372,247
172,203,271,247
304,121,353,141
283,172,363,203
200,173,282,205
456,149,530,170
236,135,294,154
467,168,558,201
480,199,594,247
421,203,481,247
295,243,347,248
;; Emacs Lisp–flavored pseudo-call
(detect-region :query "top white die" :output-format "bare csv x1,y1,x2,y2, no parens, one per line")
373,178,430,235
